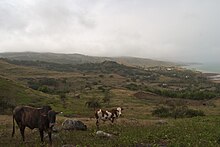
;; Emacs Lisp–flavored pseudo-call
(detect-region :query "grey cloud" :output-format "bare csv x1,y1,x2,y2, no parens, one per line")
0,1,28,31
0,0,220,63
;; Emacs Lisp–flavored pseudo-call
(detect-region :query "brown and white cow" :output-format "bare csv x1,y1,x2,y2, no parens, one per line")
95,107,123,128
12,105,60,144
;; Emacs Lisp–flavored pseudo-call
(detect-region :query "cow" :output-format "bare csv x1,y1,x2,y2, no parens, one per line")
95,107,123,128
12,105,60,144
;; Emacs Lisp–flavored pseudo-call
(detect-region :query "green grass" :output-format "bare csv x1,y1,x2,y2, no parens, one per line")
1,58,220,146
2,116,220,146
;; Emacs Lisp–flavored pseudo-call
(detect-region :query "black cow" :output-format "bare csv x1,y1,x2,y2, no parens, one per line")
12,106,60,144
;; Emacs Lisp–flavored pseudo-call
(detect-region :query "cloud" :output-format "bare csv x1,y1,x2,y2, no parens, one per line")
0,0,220,62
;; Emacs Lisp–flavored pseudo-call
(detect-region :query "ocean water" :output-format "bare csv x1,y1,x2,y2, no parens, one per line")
183,62,220,74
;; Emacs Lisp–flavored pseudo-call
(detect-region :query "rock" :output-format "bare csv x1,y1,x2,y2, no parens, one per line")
96,131,113,138
156,120,168,125
52,126,60,132
62,119,87,131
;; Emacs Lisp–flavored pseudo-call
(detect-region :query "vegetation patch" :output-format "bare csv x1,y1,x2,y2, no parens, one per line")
152,106,205,118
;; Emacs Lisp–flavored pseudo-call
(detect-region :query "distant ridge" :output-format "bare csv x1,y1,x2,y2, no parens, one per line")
0,52,177,67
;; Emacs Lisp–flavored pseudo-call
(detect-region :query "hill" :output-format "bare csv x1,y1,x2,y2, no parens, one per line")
1,55,220,146
0,76,60,114
0,52,177,67
1,58,219,101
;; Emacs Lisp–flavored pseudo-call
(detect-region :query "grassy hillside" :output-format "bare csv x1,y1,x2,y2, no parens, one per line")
2,110,220,146
0,76,58,113
1,56,220,146
2,58,220,100
1,58,219,116
0,52,177,67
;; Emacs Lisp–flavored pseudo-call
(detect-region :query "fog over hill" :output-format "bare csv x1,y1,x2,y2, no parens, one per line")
0,52,178,67
0,1,219,63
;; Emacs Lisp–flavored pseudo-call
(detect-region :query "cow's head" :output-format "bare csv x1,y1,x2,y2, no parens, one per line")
41,110,61,128
116,107,123,117
47,110,56,128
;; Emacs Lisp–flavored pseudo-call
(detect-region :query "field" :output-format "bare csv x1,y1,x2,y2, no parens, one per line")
2,115,220,146
1,87,220,146
0,55,220,146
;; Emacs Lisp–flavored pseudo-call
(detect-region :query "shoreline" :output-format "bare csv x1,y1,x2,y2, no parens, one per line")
206,74,220,83
200,73,220,83
182,63,220,74
181,65,220,83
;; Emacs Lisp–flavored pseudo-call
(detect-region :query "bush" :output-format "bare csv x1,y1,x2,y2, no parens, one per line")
125,83,139,91
109,75,114,78
152,106,171,117
27,80,40,90
38,86,50,93
145,87,218,100
0,97,15,114
85,99,101,110
185,109,205,117
99,74,104,78
152,106,205,118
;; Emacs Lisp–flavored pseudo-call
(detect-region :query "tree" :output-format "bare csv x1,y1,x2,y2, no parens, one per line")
85,99,101,110
0,96,15,114
59,93,66,108
103,90,111,105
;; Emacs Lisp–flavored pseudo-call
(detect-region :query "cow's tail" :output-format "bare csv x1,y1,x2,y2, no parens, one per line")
12,114,15,137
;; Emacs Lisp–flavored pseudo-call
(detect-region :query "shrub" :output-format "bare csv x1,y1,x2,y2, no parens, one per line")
99,74,104,78
27,80,40,90
152,106,171,117
152,106,205,118
185,109,205,117
109,75,114,78
125,83,139,91
0,96,15,114
145,87,218,100
98,86,105,92
38,86,50,93
85,99,101,110
103,90,112,105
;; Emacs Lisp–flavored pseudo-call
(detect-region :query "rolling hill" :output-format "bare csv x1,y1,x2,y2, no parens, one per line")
1,52,220,146
0,76,60,114
0,52,177,67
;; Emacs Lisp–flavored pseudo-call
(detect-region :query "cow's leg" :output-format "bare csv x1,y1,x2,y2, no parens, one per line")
96,119,99,129
48,130,52,144
111,118,115,123
19,126,25,141
39,129,44,142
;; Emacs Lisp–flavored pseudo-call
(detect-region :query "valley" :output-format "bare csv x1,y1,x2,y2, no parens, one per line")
0,53,220,146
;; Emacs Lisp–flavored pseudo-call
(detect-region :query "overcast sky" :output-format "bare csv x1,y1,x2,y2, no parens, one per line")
0,0,219,63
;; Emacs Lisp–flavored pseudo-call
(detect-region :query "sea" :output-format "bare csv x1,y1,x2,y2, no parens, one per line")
183,62,220,73
182,62,220,81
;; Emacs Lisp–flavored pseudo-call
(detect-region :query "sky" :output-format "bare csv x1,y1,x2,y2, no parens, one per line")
0,0,220,63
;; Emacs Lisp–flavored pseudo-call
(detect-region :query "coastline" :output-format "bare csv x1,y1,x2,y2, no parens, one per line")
181,64,220,83
205,74,220,83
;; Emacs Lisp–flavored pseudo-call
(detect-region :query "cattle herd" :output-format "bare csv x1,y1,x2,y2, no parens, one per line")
11,105,123,144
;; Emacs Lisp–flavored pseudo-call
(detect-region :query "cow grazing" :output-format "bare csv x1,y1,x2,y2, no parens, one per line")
95,107,123,128
12,106,60,144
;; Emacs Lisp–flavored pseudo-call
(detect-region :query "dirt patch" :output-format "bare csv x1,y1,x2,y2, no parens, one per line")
0,115,12,126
